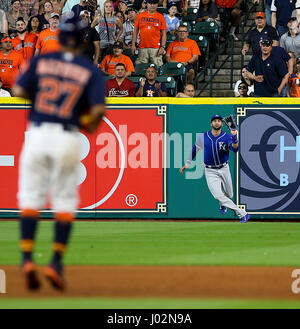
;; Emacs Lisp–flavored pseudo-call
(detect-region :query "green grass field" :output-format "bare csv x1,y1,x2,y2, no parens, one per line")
0,220,300,309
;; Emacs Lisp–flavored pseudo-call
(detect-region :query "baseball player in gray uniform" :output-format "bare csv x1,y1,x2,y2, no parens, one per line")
180,114,250,223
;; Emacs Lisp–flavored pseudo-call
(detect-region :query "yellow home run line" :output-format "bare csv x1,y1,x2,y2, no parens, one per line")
4,97,300,106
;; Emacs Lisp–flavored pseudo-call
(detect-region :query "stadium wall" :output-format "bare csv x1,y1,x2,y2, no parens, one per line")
0,97,300,220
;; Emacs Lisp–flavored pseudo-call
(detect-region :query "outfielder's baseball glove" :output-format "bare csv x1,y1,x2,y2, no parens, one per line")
222,115,238,131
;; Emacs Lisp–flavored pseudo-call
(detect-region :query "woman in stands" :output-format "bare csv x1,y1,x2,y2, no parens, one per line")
92,0,123,62
234,65,254,97
38,1,54,30
196,0,219,23
27,15,42,38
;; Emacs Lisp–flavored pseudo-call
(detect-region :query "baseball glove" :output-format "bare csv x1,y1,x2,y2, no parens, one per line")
222,115,238,131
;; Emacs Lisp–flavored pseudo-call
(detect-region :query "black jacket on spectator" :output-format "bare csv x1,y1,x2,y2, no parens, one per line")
197,2,218,20
82,26,100,61
246,51,288,97
246,25,278,55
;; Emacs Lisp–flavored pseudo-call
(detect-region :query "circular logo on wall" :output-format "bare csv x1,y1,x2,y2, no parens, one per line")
239,110,300,212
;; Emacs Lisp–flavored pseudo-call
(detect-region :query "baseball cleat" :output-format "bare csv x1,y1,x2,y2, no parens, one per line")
220,206,227,215
44,266,65,291
22,261,41,291
240,213,250,223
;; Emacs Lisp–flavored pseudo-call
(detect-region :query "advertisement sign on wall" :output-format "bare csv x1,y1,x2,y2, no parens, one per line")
237,107,300,214
0,103,167,215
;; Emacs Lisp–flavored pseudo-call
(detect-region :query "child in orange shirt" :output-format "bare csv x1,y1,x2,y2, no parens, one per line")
288,57,300,97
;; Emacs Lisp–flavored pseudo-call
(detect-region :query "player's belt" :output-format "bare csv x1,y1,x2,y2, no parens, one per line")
31,121,78,132
205,162,228,169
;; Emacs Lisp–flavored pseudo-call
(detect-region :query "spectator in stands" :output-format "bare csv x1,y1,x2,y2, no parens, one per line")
122,7,139,48
196,0,219,25
0,1,12,13
271,0,300,37
0,10,8,36
236,82,249,97
106,62,136,96
263,0,272,26
165,24,201,83
35,12,60,55
163,0,188,13
20,0,39,17
164,2,181,35
215,0,243,41
138,0,147,12
91,1,123,62
27,15,42,37
287,56,300,96
39,0,67,14
116,10,126,23
62,0,80,14
189,0,200,9
7,0,29,35
242,11,278,56
80,10,100,65
0,77,11,97
117,0,128,19
49,0,67,14
280,17,300,58
38,1,55,30
246,36,289,96
135,65,168,96
71,0,91,18
176,83,195,97
234,65,254,96
100,40,135,76
0,36,23,92
12,17,37,61
131,0,167,67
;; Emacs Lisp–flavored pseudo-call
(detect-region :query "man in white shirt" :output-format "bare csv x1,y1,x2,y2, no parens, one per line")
121,7,139,48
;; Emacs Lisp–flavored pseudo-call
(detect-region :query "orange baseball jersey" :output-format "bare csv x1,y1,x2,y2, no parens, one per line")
288,73,300,97
35,28,61,54
166,38,201,63
99,54,135,75
12,32,37,61
0,50,24,88
135,11,167,48
215,0,238,8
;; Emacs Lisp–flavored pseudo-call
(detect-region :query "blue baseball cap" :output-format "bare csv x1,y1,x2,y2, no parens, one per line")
211,114,223,122
259,35,273,46
167,1,182,12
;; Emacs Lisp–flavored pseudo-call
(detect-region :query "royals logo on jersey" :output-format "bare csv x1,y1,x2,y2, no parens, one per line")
218,141,229,151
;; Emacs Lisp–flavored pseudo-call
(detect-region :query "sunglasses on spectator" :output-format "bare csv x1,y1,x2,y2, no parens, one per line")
238,86,247,90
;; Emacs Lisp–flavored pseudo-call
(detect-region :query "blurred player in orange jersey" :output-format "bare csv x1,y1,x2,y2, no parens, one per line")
35,12,61,55
0,36,24,92
12,17,37,61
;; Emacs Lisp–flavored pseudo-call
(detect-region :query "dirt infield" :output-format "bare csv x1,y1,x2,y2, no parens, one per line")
2,265,300,300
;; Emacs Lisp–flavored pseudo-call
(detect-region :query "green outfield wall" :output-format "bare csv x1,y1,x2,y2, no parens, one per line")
0,97,299,219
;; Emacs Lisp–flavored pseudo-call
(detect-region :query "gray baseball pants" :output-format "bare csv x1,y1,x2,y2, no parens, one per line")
204,164,246,218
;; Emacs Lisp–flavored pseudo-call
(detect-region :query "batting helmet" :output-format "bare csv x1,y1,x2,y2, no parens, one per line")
58,12,88,48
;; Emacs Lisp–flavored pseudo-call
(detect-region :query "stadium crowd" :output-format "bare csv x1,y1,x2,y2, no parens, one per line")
0,0,300,97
